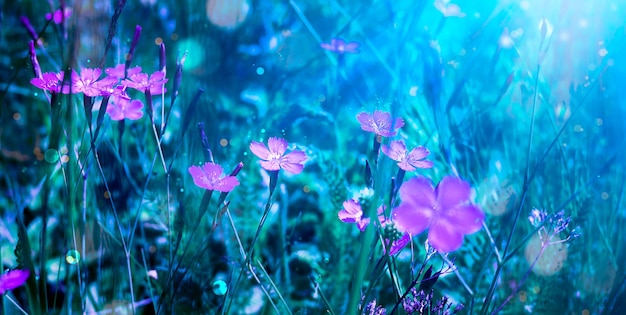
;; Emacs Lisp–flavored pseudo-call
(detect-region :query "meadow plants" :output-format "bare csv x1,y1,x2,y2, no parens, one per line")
1,1,623,315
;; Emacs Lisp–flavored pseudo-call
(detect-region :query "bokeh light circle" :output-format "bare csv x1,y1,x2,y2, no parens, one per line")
212,279,227,295
65,250,81,265
44,149,59,163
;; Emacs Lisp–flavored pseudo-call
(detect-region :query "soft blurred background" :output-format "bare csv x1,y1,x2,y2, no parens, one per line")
1,0,625,314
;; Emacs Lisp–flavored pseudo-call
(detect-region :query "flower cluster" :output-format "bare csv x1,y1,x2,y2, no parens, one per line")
402,288,464,315
338,110,484,253
30,64,168,121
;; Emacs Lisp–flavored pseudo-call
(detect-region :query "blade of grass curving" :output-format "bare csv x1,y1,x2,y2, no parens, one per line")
248,263,281,314
99,0,127,69
256,259,293,315
312,276,336,315
480,62,542,314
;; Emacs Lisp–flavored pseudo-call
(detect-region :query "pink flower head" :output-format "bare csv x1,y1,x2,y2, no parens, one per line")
338,199,370,231
122,70,168,95
188,162,240,192
382,140,434,171
71,68,117,97
320,38,360,54
249,137,307,174
434,0,466,18
105,64,142,80
356,110,405,137
106,86,144,121
0,269,30,294
30,71,65,93
392,176,485,253
45,7,72,24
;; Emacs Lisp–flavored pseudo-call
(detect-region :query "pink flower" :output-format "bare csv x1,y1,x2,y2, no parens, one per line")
356,110,404,137
320,38,360,54
392,176,484,253
249,137,307,174
434,0,466,18
105,64,142,80
382,140,433,171
106,86,144,121
30,71,65,93
71,68,117,97
338,199,371,231
122,70,168,95
0,269,30,294
188,162,240,192
45,7,72,24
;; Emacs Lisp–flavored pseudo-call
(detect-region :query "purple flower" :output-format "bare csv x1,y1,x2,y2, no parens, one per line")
30,71,65,93
105,64,142,80
357,110,405,137
320,38,360,54
106,86,144,121
249,137,307,174
388,233,410,255
392,176,485,253
122,70,168,95
188,162,240,192
382,140,433,171
338,199,370,231
71,68,117,97
45,7,72,24
0,269,30,294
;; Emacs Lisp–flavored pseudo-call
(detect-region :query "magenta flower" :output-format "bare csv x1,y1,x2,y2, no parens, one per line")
45,7,72,24
105,64,142,80
188,162,240,192
249,137,307,174
338,199,370,231
71,68,117,97
392,176,485,253
320,38,360,54
356,110,405,137
30,71,65,93
387,233,410,255
382,140,433,171
106,86,144,121
0,269,30,294
122,70,168,95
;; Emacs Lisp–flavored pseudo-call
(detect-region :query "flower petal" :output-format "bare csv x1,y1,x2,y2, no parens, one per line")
443,204,485,234
216,176,240,192
391,202,431,235
399,176,436,208
436,176,472,211
0,270,30,294
389,233,411,255
259,160,281,171
382,140,406,162
407,146,430,161
339,200,362,219
356,112,375,132
280,150,307,174
188,165,210,190
249,141,271,159
428,219,464,253
356,218,370,231
202,162,224,179
267,137,288,155
280,161,303,174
